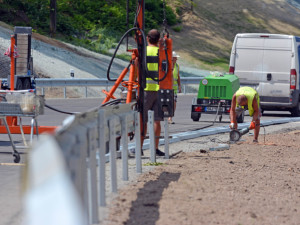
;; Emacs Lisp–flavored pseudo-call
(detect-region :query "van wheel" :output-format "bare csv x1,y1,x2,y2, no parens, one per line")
291,101,300,117
236,111,244,123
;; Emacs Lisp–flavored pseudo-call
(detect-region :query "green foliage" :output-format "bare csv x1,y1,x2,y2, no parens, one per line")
1,0,177,54
173,25,182,32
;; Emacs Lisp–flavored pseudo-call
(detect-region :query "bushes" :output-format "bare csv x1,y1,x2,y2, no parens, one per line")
2,0,177,54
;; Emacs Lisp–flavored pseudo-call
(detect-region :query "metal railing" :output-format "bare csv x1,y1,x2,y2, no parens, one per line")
25,103,143,225
34,77,203,98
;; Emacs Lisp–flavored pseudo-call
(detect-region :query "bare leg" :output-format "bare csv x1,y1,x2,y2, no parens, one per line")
254,119,260,141
154,121,161,149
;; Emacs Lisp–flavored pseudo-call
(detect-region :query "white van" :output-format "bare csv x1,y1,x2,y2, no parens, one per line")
229,33,300,116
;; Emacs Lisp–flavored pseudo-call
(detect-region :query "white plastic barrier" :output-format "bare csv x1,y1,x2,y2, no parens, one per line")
24,103,141,225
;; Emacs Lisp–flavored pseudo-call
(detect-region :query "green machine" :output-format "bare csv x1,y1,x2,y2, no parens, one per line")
191,73,243,122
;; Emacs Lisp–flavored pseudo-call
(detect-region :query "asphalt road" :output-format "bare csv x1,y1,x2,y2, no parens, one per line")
0,95,294,225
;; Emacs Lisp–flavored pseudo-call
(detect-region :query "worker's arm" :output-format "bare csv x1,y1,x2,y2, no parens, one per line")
230,94,237,129
178,68,181,93
252,96,259,122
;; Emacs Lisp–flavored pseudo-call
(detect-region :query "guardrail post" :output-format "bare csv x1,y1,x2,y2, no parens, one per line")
98,110,106,206
134,111,142,173
148,110,156,163
85,87,88,98
109,118,117,193
121,114,129,181
87,126,99,224
163,118,169,159
64,87,66,98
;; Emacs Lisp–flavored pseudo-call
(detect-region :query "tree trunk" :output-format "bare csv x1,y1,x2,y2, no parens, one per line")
50,0,56,37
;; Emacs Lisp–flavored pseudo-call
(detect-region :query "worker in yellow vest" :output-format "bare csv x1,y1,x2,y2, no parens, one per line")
230,86,261,142
168,51,181,124
139,29,165,156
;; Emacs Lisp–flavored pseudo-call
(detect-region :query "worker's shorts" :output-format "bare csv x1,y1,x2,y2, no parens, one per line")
143,91,163,123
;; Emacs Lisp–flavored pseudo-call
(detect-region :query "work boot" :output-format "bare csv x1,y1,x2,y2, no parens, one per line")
129,148,144,156
156,149,165,156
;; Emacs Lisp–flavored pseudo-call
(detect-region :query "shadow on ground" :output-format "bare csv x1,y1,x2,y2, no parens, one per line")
125,172,180,225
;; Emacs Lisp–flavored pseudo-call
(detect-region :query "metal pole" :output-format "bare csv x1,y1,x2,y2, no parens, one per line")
109,118,117,193
98,110,106,206
148,110,156,163
121,114,129,181
135,111,142,173
164,118,169,159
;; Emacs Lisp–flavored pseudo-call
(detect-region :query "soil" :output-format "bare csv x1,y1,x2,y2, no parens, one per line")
103,129,300,225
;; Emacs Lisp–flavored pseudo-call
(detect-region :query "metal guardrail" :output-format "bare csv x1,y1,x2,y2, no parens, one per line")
25,103,143,225
34,77,203,98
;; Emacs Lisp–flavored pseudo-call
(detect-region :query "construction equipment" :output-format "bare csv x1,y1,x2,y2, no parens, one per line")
191,72,242,123
3,27,34,90
102,0,174,133
229,121,255,142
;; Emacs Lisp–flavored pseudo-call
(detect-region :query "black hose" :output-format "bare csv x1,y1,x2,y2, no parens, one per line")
45,103,77,115
107,27,140,81
107,26,169,83
45,98,128,115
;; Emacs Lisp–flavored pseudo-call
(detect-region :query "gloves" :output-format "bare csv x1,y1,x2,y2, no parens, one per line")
229,122,235,129
249,121,255,130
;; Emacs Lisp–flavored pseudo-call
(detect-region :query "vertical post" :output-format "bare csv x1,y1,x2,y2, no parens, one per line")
87,127,99,224
109,119,117,193
85,87,88,98
64,87,66,98
42,87,45,96
164,118,169,159
50,0,57,37
10,35,15,91
148,110,156,163
98,110,106,206
134,111,142,173
121,114,128,181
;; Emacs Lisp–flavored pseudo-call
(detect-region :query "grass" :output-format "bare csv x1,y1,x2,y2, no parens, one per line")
143,162,164,166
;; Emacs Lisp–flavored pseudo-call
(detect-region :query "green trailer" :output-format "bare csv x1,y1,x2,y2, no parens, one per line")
191,73,243,122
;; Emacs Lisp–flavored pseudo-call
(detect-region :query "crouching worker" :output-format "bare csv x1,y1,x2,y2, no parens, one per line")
230,86,261,142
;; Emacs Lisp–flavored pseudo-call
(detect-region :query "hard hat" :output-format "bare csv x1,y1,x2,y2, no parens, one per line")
172,51,180,58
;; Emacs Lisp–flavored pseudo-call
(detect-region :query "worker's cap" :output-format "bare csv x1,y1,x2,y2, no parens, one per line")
172,51,180,58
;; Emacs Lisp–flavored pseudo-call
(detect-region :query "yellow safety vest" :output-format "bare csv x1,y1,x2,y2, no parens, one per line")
236,87,260,116
173,63,179,94
145,46,159,91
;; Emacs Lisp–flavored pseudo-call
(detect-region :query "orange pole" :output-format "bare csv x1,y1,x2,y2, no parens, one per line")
10,35,15,91
7,35,18,126
102,66,129,104
0,125,56,134
159,36,173,90
126,64,135,103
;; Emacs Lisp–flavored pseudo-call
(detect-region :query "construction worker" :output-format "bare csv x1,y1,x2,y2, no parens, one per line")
230,86,261,142
168,51,181,124
135,29,165,156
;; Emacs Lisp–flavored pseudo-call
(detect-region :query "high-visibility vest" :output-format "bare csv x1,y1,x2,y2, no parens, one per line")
145,46,159,91
236,86,260,116
173,63,179,94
